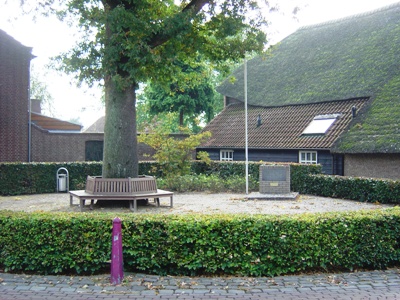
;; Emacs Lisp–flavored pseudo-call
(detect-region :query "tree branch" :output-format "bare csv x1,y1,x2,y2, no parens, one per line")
147,0,210,49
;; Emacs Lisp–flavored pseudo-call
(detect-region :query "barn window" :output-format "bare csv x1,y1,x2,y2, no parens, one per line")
299,151,317,164
220,150,234,161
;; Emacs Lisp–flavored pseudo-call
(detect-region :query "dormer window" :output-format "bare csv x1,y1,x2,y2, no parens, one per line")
302,114,341,135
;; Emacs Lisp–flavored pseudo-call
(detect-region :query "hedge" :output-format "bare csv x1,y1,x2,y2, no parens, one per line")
1,209,400,276
299,174,400,204
0,161,320,196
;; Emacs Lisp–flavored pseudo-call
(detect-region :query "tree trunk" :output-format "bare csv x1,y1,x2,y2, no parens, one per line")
102,77,138,178
179,110,184,127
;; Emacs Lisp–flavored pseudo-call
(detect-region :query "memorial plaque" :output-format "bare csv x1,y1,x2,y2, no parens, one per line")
262,167,286,181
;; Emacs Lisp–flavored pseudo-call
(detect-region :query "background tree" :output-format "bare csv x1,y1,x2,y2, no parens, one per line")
24,0,267,178
143,59,216,130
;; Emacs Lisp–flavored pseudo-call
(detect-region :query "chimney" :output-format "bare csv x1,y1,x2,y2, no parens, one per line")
351,106,357,118
257,114,262,127
31,99,42,114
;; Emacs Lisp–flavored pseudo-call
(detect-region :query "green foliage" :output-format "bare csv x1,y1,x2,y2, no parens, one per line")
157,174,258,193
142,58,221,131
48,0,267,90
138,129,212,177
0,211,112,274
1,209,400,276
0,161,322,196
299,174,400,204
0,162,102,196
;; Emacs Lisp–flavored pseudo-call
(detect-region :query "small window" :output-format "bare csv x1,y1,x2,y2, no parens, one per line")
220,150,234,161
299,151,317,164
302,114,341,135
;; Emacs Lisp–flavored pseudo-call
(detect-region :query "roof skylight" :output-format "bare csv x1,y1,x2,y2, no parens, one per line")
302,114,341,135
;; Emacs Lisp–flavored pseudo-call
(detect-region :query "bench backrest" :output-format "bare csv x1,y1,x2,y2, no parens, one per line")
130,176,157,193
85,175,157,194
85,176,131,194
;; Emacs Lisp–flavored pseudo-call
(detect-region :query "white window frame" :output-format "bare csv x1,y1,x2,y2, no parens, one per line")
220,150,234,161
299,151,318,164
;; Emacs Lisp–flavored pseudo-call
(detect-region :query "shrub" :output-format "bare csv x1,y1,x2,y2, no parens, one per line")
1,209,400,276
138,128,212,177
301,174,400,204
157,174,258,193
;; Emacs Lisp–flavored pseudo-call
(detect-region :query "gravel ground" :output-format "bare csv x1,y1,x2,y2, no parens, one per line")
0,192,394,215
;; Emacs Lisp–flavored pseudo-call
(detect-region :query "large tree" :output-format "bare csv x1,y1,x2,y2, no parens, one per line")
26,0,267,178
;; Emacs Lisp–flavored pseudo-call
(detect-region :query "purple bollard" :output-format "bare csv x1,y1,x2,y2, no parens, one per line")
110,217,124,285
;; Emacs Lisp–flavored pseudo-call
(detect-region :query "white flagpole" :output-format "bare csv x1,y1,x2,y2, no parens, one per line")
244,58,249,195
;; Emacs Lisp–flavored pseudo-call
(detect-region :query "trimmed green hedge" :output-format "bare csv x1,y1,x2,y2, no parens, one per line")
299,174,400,204
0,162,102,196
0,161,320,196
1,209,400,276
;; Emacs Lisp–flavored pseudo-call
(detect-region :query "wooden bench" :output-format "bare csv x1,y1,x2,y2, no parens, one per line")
69,175,173,212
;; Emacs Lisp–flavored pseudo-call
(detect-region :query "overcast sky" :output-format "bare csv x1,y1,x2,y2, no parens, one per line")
0,0,399,127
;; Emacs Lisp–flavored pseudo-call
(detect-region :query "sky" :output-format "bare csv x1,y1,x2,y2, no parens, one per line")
0,0,399,128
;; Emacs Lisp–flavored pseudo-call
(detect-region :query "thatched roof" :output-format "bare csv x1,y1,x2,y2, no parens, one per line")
216,3,400,153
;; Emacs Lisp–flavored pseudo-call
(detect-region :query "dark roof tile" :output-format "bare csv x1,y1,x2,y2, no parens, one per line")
201,98,368,150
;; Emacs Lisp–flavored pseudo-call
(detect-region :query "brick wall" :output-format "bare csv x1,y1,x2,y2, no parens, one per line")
0,30,32,162
31,126,156,162
344,154,400,180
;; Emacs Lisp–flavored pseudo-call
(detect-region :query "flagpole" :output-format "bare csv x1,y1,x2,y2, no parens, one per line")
244,57,249,195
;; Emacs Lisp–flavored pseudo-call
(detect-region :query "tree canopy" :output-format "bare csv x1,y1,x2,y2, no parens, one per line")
23,0,268,178
142,58,221,130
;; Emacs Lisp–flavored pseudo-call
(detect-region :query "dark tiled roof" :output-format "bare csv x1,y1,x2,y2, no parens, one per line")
200,98,368,150
31,113,82,132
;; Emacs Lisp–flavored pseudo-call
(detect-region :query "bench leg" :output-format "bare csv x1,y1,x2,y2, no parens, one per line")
170,195,173,208
90,199,94,210
129,200,138,212
155,198,160,207
70,195,73,206
80,199,85,212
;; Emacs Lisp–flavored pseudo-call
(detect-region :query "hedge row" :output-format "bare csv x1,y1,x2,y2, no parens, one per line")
0,161,320,196
1,209,400,276
0,162,102,196
299,174,400,204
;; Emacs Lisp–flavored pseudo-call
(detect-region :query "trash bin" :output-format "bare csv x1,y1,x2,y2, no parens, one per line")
56,167,69,192
58,174,67,192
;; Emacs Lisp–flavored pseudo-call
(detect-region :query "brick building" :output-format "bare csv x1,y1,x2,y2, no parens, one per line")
0,29,33,162
0,29,154,163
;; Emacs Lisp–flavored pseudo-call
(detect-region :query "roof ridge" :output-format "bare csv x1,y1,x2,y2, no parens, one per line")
297,2,400,31
230,97,370,110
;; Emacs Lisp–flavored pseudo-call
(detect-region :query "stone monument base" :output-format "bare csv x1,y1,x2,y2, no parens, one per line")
245,192,299,201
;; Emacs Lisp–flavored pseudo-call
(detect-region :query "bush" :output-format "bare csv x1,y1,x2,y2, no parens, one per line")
0,162,102,196
157,174,258,193
1,209,400,276
300,174,400,204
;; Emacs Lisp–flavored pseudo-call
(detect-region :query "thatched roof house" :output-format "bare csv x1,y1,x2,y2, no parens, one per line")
198,3,400,179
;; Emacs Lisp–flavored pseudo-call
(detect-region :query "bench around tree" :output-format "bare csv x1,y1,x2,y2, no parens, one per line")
69,175,173,212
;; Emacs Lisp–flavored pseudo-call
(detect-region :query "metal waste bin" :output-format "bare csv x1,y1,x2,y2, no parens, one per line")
56,167,69,192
